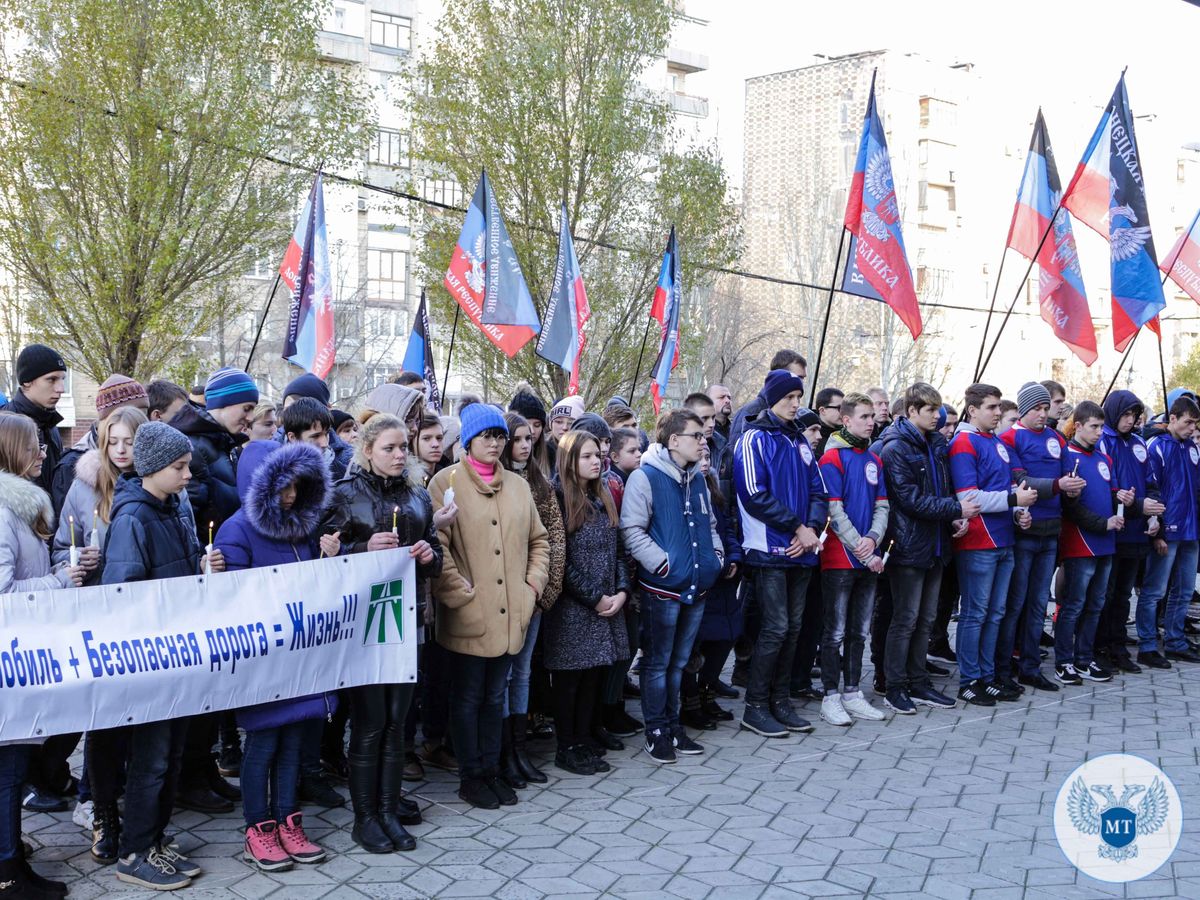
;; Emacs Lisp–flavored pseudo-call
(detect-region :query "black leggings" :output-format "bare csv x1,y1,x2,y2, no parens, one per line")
550,667,601,750
349,683,414,764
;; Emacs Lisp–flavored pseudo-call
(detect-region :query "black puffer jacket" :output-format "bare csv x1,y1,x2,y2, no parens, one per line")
170,403,247,538
1,390,64,495
322,464,443,616
878,416,962,569
101,475,203,583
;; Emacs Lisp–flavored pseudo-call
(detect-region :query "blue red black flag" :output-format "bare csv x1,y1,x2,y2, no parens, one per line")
402,290,441,412
280,174,336,378
649,227,681,414
535,205,591,395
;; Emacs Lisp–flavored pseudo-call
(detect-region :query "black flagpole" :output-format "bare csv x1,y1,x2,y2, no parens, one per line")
627,316,653,407
244,271,282,372
441,303,461,410
810,227,849,394
972,249,1009,383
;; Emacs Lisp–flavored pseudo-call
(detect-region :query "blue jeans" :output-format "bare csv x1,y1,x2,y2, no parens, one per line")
1137,540,1200,652
447,652,511,777
242,723,305,827
0,745,32,861
955,548,1015,687
745,566,812,705
997,533,1059,678
1056,556,1113,668
820,569,877,693
504,611,541,717
119,719,187,856
639,592,705,736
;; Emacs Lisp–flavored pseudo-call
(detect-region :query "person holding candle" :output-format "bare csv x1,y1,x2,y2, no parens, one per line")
321,414,443,853
0,412,85,898
427,404,550,809
95,420,223,890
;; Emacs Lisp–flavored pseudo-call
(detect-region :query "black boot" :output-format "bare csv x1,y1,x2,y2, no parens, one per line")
348,753,393,853
0,856,58,900
377,752,417,852
510,715,547,784
15,843,66,898
91,800,121,865
498,718,527,790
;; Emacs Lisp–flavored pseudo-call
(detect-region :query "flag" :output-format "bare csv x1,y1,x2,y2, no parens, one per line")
535,204,591,395
649,227,681,414
443,169,539,357
1063,75,1166,351
281,174,336,378
1160,207,1200,305
1006,111,1097,366
402,290,441,412
842,72,922,339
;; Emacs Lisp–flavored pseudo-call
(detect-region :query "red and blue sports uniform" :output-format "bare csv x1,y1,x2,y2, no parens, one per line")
1059,443,1117,558
949,426,1023,550
819,441,887,570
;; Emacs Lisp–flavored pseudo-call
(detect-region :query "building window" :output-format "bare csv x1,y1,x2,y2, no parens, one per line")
918,96,958,129
367,249,407,305
423,177,465,208
371,12,412,50
369,128,410,168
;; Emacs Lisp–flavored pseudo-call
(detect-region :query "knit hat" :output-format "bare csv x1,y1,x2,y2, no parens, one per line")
1016,382,1052,418
549,395,585,423
936,406,948,431
330,409,354,431
762,369,806,408
460,402,508,450
796,408,820,431
16,344,66,385
96,375,148,419
364,384,422,422
572,412,612,443
439,415,461,449
509,388,547,425
205,367,259,410
133,422,193,477
282,373,331,407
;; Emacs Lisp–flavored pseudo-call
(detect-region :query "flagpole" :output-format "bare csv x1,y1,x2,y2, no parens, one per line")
441,304,461,410
976,204,1065,381
810,227,849,393
627,317,654,407
972,249,1010,383
244,271,283,372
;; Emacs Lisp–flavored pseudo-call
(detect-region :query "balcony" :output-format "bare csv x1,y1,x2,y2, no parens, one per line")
319,32,366,64
666,46,708,74
669,92,709,118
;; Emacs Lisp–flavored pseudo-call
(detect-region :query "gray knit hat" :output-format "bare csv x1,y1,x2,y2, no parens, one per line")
133,422,193,477
1016,382,1052,419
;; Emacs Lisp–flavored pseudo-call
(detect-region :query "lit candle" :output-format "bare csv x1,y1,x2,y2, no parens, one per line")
90,509,99,548
208,520,214,547
68,515,79,567
392,506,399,536
444,470,456,507
205,521,215,575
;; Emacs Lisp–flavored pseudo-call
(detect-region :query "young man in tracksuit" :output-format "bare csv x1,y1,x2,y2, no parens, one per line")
949,384,1037,706
733,369,826,738
996,383,1087,693
879,383,980,715
1096,390,1165,672
817,393,889,726
1138,394,1200,667
1057,401,1126,684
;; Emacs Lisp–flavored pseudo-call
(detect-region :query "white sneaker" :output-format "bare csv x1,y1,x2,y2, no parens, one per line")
820,694,852,727
841,690,887,721
72,799,94,830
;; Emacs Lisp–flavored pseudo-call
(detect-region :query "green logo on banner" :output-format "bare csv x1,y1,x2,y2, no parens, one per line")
365,580,405,645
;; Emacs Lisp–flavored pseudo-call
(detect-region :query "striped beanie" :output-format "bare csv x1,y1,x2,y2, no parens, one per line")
205,367,259,410
96,374,148,419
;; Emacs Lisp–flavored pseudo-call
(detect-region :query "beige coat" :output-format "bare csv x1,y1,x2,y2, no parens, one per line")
428,461,550,657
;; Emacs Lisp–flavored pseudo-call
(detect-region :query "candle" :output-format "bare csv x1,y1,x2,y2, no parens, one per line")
1116,490,1126,520
392,506,399,536
90,509,100,548
208,520,214,547
444,470,456,506
69,516,75,548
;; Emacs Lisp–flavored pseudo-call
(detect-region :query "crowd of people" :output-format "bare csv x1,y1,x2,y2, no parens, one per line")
1,340,1197,896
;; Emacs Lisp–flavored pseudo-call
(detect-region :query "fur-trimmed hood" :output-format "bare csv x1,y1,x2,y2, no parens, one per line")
74,448,103,491
242,442,331,543
0,470,53,529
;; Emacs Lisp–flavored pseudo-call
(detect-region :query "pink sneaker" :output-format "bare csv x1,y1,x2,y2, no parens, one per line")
278,812,326,864
244,820,293,872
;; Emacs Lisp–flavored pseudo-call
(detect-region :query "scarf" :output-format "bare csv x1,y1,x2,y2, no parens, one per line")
837,427,870,451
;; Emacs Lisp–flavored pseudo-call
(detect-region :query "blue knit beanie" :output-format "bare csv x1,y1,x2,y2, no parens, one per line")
762,369,806,408
282,373,331,407
460,402,508,450
205,367,260,410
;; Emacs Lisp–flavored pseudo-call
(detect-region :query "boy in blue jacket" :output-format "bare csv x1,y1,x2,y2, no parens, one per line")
1138,394,1200,667
100,422,224,891
733,370,827,738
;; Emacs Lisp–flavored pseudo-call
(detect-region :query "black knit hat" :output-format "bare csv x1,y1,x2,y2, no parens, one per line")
16,344,66,385
509,388,547,425
797,408,820,431
572,412,612,443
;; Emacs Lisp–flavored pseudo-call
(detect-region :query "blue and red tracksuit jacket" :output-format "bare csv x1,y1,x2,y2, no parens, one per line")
949,424,1022,550
1059,442,1117,558
999,422,1067,526
1146,433,1200,543
818,437,887,570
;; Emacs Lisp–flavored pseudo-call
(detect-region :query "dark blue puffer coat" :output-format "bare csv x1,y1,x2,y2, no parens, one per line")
101,476,203,584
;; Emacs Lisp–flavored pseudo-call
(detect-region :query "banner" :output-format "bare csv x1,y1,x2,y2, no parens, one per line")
0,551,417,740
281,174,337,378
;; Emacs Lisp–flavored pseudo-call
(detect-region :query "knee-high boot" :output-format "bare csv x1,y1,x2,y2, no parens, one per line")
348,752,393,853
510,715,546,784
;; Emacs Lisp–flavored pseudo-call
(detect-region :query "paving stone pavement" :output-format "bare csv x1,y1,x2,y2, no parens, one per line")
22,656,1200,899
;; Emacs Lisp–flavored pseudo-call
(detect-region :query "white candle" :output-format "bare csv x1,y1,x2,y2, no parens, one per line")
89,527,100,548
69,545,79,567
204,543,213,575
443,486,455,507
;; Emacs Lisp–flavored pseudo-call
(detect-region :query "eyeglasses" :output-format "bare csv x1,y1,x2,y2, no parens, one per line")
821,404,841,412
680,431,707,443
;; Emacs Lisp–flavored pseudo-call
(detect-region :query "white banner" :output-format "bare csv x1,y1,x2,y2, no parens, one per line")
0,550,417,740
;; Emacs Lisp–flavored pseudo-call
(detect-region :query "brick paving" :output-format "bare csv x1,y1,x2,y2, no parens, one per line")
23,658,1200,898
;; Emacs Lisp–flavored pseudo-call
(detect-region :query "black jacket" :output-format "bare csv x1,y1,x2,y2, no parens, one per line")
878,417,962,569
169,403,246,538
1,391,64,495
101,475,203,583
